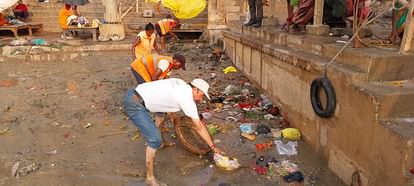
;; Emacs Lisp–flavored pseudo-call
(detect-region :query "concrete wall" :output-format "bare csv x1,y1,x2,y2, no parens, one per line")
223,31,414,186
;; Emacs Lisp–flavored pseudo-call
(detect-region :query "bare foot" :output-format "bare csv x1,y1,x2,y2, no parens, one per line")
146,178,167,186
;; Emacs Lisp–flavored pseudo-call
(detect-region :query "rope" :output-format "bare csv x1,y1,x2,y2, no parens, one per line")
323,4,392,75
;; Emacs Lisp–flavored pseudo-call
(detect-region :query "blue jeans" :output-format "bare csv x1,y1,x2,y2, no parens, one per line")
131,69,146,85
124,89,162,149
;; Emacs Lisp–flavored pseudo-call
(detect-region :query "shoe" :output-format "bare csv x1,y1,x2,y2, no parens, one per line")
244,19,256,26
252,21,262,27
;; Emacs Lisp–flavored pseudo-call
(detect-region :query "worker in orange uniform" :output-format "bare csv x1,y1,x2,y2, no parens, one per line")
154,18,180,49
130,53,186,84
58,4,74,29
132,23,162,60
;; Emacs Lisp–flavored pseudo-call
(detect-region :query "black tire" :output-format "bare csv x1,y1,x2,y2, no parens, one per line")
310,76,336,118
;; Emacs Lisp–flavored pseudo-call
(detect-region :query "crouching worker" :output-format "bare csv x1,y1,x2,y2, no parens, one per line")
130,53,186,84
124,78,223,186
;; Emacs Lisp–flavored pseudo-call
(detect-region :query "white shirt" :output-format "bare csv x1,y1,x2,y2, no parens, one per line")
158,59,170,72
136,78,199,119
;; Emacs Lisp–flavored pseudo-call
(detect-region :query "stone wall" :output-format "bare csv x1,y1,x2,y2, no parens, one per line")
223,25,414,186
208,0,288,44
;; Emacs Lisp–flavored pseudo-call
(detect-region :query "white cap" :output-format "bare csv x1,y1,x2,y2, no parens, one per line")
190,78,211,100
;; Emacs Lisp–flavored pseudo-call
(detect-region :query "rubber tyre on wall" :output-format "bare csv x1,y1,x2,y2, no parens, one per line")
310,76,336,118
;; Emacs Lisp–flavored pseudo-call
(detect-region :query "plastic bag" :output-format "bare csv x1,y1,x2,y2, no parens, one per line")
281,128,301,140
275,140,298,155
214,153,241,171
148,0,206,19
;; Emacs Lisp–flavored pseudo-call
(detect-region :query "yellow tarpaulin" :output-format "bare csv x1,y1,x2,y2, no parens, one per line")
148,0,206,19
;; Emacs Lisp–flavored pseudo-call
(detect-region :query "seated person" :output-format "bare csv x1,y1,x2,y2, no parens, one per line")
282,0,315,32
345,0,372,47
13,0,29,21
0,13,8,26
59,4,73,30
388,0,410,44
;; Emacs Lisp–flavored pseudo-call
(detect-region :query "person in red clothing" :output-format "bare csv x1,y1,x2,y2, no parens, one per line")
0,13,8,26
13,0,29,21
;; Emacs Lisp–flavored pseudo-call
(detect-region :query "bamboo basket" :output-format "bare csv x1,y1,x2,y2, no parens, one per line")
174,116,210,155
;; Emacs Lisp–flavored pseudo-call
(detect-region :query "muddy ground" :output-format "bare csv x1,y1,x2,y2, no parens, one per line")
0,40,345,186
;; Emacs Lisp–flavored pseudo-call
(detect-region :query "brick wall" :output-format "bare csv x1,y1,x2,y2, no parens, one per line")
22,0,208,33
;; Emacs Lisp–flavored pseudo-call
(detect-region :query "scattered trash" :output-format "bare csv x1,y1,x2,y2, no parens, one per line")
254,156,278,175
130,131,141,141
0,128,10,135
240,123,256,134
0,79,18,87
255,141,273,151
119,125,128,131
241,88,250,95
255,124,271,135
283,171,304,183
171,133,177,139
254,165,267,175
256,156,278,167
223,66,237,74
207,124,220,135
275,140,298,155
241,132,256,141
210,97,225,103
223,85,241,95
281,128,301,140
201,112,213,120
46,149,58,155
11,161,20,177
83,123,92,129
263,114,275,120
385,80,407,87
276,160,299,176
31,38,49,46
267,106,279,116
225,116,238,122
271,128,282,138
279,119,290,129
9,38,30,46
214,153,241,171
340,35,350,40
63,132,70,139
11,161,40,178
228,111,238,116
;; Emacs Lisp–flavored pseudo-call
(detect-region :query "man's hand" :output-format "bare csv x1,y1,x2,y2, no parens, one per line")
212,147,223,154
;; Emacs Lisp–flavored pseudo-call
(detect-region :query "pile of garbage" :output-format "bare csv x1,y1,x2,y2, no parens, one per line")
195,64,306,184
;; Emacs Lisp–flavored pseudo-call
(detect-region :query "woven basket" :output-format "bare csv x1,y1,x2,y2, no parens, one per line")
174,116,210,155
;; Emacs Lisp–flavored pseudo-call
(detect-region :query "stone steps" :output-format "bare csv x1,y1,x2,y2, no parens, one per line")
223,28,414,123
227,21,414,82
355,81,414,119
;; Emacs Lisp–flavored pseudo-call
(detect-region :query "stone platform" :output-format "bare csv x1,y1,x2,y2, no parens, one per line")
223,21,414,186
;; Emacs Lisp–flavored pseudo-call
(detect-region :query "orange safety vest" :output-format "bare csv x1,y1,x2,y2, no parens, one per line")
131,55,174,82
156,19,175,35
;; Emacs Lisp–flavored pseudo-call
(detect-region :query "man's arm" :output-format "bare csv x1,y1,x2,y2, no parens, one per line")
169,31,179,41
131,37,141,60
151,68,163,81
192,118,222,154
153,39,162,55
